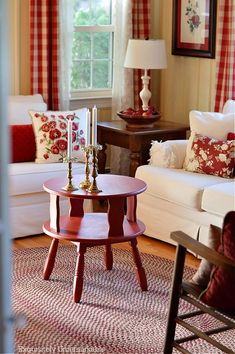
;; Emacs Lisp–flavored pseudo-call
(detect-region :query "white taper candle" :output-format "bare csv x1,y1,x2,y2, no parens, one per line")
92,105,97,146
67,118,72,160
86,109,91,146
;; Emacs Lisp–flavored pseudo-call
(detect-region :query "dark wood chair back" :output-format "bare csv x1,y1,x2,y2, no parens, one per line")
164,227,235,354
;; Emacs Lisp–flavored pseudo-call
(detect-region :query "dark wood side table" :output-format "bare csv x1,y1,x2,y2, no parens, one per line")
97,120,189,177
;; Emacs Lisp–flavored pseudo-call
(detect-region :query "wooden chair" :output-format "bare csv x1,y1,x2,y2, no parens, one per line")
164,230,235,354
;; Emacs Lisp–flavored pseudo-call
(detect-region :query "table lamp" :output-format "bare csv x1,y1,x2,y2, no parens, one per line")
124,39,167,111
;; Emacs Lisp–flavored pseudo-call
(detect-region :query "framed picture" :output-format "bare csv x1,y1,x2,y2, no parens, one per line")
172,0,217,58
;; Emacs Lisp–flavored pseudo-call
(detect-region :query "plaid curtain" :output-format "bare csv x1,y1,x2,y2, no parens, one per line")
214,0,235,112
30,0,60,110
132,0,150,109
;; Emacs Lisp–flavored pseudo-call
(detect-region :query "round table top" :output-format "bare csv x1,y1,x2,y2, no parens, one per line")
43,174,147,199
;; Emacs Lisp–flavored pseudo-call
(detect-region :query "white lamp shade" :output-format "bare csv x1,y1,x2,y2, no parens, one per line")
124,39,167,70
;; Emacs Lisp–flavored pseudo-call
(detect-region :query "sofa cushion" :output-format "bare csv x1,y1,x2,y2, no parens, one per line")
185,134,235,179
10,124,36,163
184,110,235,167
9,162,85,196
202,182,235,217
135,165,230,210
30,109,87,163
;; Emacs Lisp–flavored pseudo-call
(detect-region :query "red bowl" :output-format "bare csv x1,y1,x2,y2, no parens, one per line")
117,111,161,129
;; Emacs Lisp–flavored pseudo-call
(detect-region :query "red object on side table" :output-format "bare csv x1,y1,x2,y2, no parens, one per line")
42,174,147,303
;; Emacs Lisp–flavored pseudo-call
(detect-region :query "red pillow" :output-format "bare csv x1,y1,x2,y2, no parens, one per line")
10,124,36,163
185,134,235,178
227,132,235,140
200,211,235,315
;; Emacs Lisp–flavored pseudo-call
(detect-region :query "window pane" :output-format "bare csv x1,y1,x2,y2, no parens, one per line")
73,0,90,26
71,61,91,90
72,32,91,60
92,60,111,89
73,0,111,26
91,0,112,25
93,32,110,59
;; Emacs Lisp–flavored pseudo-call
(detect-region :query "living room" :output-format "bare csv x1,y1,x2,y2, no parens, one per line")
0,0,235,353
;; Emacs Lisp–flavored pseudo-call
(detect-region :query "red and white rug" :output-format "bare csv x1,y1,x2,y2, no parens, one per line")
12,245,235,354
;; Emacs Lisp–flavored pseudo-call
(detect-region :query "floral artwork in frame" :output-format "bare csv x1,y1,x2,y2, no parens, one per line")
172,0,217,58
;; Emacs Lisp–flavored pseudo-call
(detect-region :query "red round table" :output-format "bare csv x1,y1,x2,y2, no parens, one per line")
43,174,147,303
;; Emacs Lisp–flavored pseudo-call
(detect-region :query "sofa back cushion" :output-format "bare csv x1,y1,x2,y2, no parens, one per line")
222,100,235,114
8,94,47,125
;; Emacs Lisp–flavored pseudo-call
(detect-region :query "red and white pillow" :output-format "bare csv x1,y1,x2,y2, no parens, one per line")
184,133,235,178
30,109,87,163
184,110,235,168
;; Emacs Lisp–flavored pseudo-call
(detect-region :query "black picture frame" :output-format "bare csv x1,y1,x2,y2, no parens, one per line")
172,0,217,58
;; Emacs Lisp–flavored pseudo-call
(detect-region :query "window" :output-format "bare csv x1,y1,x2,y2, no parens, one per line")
71,0,113,100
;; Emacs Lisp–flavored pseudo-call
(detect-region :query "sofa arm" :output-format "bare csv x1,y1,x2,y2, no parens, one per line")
149,139,188,169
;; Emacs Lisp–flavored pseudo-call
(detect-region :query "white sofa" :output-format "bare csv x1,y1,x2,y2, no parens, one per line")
136,101,235,246
8,95,87,238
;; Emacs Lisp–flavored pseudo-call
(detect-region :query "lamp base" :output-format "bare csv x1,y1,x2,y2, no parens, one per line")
140,70,151,111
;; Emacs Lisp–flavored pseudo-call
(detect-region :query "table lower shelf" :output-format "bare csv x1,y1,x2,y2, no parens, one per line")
43,213,145,244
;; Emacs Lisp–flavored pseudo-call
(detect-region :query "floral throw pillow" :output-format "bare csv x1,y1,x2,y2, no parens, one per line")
30,109,87,163
184,134,235,178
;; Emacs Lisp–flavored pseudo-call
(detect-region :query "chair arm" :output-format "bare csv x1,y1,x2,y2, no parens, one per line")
171,231,235,272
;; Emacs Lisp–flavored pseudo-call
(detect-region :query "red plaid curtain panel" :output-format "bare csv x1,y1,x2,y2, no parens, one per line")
132,0,150,109
30,0,59,110
214,0,235,112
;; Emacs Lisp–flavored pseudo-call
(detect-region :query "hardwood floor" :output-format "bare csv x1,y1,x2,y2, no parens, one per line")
12,233,200,269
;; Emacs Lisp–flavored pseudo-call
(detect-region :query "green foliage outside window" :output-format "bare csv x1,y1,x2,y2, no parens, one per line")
71,0,113,91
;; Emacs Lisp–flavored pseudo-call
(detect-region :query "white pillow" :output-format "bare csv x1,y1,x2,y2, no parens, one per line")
184,110,235,167
8,94,47,125
222,100,235,114
30,108,87,163
149,140,187,169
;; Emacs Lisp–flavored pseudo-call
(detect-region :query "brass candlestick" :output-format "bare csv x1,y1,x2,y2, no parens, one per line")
79,146,91,189
62,160,78,191
86,145,102,193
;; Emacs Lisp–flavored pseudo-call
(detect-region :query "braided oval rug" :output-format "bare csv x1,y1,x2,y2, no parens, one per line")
12,245,235,354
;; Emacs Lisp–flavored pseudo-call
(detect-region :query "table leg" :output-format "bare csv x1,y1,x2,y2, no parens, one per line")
130,152,141,177
105,245,113,270
130,238,147,291
73,243,87,303
97,143,107,174
43,238,59,280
